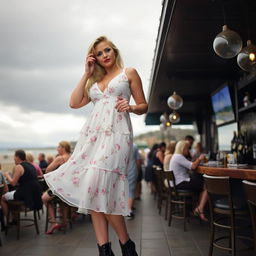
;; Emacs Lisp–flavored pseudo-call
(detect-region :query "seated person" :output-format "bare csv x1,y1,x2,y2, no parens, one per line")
1,150,42,223
0,165,9,230
46,155,54,165
184,135,195,160
163,141,176,171
169,140,208,221
26,153,43,177
42,141,71,234
192,142,203,161
38,153,48,169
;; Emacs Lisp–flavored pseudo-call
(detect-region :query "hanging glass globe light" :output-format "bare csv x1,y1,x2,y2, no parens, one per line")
169,111,180,124
167,91,183,110
237,40,256,72
160,114,167,124
213,25,242,59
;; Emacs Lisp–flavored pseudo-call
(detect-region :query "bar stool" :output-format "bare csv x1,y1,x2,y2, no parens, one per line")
243,180,256,253
5,200,40,240
153,166,169,220
165,171,196,231
203,174,252,256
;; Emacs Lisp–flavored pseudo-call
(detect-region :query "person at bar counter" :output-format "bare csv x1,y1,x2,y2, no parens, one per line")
163,141,176,171
152,142,166,169
169,140,208,221
144,144,159,193
185,135,194,160
192,142,203,161
1,150,42,223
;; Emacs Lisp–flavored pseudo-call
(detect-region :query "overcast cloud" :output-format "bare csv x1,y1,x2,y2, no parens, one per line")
0,0,163,148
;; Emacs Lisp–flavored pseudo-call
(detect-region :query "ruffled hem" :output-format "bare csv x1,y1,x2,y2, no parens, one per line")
44,165,129,216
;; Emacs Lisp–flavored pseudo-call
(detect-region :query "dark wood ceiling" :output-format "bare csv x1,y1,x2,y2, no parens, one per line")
146,0,256,125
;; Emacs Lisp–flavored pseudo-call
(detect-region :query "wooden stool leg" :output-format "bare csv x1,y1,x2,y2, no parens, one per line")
5,210,10,236
165,196,169,220
16,209,20,240
45,205,49,233
33,210,40,235
208,213,214,256
183,198,186,232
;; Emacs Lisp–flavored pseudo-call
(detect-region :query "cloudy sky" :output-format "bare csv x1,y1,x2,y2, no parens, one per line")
0,0,163,148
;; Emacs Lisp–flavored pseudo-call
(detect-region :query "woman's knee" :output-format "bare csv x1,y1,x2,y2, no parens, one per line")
41,192,52,204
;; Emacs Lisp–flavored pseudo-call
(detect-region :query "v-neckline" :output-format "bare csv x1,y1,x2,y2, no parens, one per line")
96,69,124,94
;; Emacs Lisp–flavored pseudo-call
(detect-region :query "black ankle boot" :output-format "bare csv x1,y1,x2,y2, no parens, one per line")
97,242,115,256
119,239,138,256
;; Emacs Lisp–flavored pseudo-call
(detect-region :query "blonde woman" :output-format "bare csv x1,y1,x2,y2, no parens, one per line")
42,141,71,234
44,36,148,256
163,141,176,171
169,140,208,221
26,153,43,177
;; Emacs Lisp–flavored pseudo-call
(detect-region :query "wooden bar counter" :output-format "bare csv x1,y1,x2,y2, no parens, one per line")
196,165,256,181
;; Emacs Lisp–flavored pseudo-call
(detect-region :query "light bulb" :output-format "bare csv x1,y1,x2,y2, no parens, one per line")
169,111,180,124
167,91,183,110
166,122,171,127
237,40,256,72
249,53,255,62
213,25,242,59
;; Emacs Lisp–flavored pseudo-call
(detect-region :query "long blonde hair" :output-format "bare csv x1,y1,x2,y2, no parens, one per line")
85,36,124,96
174,140,188,155
165,141,176,156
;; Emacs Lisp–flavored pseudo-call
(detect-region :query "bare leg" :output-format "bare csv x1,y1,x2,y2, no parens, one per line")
60,203,68,226
41,192,57,230
90,210,109,246
1,196,9,218
105,214,129,244
198,189,208,213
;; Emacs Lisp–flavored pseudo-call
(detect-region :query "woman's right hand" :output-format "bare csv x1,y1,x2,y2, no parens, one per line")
84,53,96,77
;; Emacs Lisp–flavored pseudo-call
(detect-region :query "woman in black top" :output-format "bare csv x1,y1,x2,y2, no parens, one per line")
1,150,42,221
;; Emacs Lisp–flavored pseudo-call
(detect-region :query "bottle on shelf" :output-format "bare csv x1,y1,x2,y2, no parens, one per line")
237,131,245,164
231,131,238,153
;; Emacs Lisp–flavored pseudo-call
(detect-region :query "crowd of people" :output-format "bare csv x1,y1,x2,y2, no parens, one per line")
0,140,146,237
144,135,209,222
0,141,76,234
0,135,208,241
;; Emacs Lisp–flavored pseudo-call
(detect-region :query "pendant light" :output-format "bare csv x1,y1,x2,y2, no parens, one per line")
167,91,183,110
169,111,180,124
160,114,167,124
237,40,256,73
213,25,242,59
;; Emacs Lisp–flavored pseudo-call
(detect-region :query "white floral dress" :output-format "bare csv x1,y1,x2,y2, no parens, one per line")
44,68,133,215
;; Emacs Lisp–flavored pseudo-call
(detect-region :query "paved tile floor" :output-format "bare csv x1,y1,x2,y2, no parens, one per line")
0,183,254,256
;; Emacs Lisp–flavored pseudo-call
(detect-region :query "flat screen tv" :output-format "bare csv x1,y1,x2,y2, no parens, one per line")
211,85,235,126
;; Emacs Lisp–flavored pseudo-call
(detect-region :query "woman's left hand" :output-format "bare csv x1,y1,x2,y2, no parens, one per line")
115,96,132,112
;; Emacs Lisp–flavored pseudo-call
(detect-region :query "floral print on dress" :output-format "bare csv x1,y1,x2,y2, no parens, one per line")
44,68,132,216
